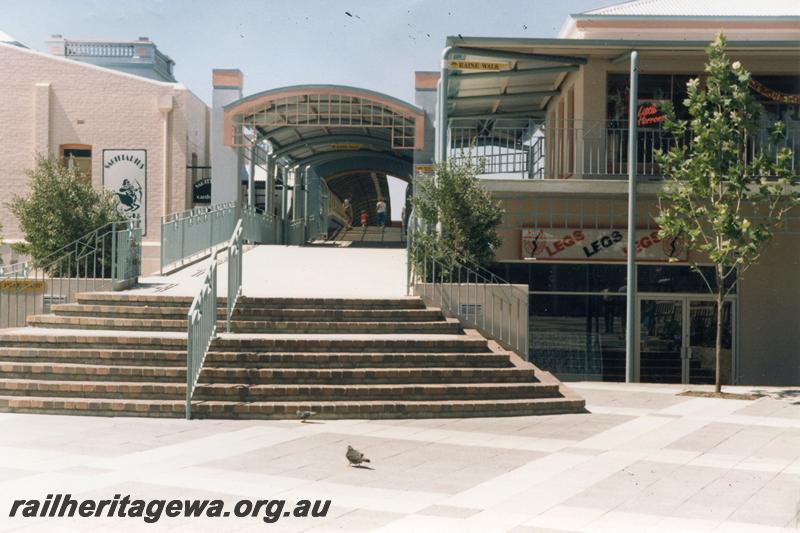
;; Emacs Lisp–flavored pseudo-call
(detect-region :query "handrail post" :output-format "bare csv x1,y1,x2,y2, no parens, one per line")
186,317,193,420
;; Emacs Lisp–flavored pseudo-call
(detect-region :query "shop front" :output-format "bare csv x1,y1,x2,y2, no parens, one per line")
490,260,736,385
481,182,800,386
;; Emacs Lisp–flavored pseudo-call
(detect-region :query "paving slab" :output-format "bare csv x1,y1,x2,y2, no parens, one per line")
0,382,799,532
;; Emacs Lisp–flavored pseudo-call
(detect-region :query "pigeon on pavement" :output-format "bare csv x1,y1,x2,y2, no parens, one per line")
297,410,317,422
346,445,370,466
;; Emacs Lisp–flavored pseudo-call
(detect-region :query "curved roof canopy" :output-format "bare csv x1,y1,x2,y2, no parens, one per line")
223,85,425,178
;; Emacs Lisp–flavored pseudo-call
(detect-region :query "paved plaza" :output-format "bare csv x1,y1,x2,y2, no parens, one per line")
1,382,799,532
139,246,409,298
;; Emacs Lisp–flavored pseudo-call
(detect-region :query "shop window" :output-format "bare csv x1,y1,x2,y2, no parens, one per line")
530,294,626,382
61,144,92,182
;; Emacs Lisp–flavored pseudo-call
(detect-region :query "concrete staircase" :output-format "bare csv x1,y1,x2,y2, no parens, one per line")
0,292,585,419
328,226,405,248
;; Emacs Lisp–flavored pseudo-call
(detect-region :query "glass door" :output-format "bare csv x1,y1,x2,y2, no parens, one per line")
638,299,684,383
688,300,733,385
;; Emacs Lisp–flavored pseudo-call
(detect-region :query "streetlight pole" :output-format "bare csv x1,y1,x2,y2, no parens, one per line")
625,50,639,383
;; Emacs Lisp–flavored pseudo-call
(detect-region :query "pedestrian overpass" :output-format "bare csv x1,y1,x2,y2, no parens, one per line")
211,78,429,243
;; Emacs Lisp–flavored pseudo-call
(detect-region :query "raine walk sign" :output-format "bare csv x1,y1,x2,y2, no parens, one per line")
521,227,687,262
103,149,147,235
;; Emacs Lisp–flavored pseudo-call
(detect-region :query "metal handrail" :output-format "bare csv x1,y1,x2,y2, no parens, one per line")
407,213,529,358
0,220,141,328
185,219,243,419
448,118,799,179
225,221,244,333
160,202,238,273
241,204,277,244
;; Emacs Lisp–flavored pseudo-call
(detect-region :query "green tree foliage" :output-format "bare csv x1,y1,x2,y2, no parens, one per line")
656,33,799,393
411,156,503,274
9,154,125,272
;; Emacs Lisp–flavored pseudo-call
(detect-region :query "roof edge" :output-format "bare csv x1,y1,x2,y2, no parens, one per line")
444,36,800,49
224,84,423,115
0,41,182,89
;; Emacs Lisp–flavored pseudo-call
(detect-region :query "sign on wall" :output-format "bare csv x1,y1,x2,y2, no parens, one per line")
521,227,687,262
636,100,668,128
448,60,509,71
192,178,211,205
103,150,147,235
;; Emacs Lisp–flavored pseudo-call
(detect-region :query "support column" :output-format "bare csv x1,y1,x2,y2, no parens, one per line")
248,144,256,209
211,69,243,206
625,51,639,384
266,153,276,216
158,94,174,220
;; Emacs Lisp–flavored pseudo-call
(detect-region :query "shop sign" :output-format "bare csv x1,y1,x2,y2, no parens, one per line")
521,227,686,262
449,60,508,71
636,100,667,127
0,279,45,292
192,178,211,205
103,149,147,235
415,164,434,174
329,143,362,150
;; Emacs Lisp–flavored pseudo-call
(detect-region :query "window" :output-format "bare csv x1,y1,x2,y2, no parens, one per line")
61,144,92,181
530,294,626,382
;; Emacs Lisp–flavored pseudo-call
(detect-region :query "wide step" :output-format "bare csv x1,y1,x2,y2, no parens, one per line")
0,396,584,418
27,315,462,334
194,383,559,401
52,304,445,322
199,367,533,384
75,293,426,310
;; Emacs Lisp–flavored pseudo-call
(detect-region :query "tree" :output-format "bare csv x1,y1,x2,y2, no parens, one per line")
655,33,799,393
411,156,503,272
9,154,125,273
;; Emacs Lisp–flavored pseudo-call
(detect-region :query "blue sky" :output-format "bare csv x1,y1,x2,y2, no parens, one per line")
4,0,618,104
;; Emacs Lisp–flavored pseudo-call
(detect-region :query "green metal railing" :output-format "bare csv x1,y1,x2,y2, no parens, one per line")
288,219,306,245
185,219,243,419
407,213,529,358
225,221,243,333
0,220,141,328
241,205,277,244
160,202,238,273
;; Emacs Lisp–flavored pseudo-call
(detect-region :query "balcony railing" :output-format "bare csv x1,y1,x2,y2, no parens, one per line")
449,119,800,180
65,42,135,58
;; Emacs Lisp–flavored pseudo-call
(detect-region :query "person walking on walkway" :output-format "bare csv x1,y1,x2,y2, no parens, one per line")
376,198,387,228
343,193,354,229
360,210,368,228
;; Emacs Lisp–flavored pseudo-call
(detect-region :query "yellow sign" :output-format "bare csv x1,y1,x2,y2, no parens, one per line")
415,165,434,174
329,144,362,151
0,279,45,292
449,60,508,71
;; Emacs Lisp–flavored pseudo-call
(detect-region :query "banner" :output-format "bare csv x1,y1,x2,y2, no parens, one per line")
521,227,686,262
103,149,147,235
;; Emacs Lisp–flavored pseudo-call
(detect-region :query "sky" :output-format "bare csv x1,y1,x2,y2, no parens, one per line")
3,0,622,105
3,0,621,217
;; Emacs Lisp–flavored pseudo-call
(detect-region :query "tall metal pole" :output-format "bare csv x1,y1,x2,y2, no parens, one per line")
437,48,452,164
435,48,452,235
625,50,639,383
248,144,256,209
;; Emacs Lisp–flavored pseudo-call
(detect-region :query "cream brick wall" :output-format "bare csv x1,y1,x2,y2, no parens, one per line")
0,42,209,243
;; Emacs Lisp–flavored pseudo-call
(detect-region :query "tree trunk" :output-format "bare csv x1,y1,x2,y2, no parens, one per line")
715,265,724,395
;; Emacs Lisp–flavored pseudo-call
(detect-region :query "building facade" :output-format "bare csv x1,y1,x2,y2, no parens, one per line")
430,1,800,386
0,37,209,274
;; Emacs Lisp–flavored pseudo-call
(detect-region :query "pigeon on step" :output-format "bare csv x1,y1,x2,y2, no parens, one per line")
297,410,317,422
346,445,370,466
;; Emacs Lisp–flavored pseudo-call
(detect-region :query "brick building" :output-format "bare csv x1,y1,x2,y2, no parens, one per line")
0,35,209,273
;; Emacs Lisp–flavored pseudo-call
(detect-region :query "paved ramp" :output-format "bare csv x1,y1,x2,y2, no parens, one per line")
130,245,408,298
